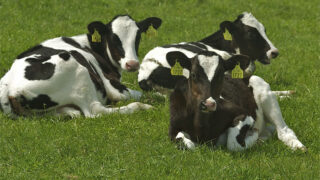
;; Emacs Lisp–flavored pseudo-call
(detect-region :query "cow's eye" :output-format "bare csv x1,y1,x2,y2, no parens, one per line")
191,73,196,80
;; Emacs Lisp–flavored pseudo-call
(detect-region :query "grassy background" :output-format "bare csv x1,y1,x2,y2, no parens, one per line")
0,0,320,179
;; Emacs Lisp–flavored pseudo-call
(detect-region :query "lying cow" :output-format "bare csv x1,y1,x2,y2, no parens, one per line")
0,15,162,117
138,12,279,92
169,51,306,151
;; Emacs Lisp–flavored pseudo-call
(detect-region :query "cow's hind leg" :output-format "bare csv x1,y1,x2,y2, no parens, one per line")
250,76,306,151
227,115,259,151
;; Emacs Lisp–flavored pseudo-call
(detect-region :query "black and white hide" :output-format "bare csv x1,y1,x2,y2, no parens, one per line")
138,12,279,92
169,52,306,151
0,15,162,117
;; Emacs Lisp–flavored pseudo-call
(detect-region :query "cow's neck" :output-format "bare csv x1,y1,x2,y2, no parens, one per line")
199,30,239,54
73,34,121,79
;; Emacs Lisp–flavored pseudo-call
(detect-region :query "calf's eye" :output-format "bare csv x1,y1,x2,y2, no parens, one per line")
191,73,196,80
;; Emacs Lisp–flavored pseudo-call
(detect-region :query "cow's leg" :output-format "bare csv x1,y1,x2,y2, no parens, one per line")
273,90,295,100
90,101,152,115
104,79,142,101
56,107,82,118
175,131,196,150
227,116,258,151
249,76,306,151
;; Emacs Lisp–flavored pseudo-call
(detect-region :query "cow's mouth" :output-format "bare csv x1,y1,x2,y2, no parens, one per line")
257,56,271,65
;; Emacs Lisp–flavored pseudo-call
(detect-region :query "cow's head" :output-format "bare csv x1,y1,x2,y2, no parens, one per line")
220,12,278,64
186,51,250,112
88,15,162,72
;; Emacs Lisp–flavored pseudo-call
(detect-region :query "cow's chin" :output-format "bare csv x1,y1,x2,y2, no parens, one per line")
257,56,271,65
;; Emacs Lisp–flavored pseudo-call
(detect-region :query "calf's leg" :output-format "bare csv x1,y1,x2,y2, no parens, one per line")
90,101,152,115
249,76,306,151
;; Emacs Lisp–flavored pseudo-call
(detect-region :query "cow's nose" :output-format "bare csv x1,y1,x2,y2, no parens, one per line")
125,60,140,72
271,49,279,58
200,97,217,112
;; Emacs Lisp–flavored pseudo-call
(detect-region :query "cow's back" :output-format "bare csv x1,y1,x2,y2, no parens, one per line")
221,75,258,119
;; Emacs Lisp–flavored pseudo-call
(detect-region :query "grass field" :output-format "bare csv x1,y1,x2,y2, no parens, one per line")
0,0,320,179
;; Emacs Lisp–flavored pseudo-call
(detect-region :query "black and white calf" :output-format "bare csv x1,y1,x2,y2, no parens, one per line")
0,15,162,117
169,52,306,151
138,12,278,92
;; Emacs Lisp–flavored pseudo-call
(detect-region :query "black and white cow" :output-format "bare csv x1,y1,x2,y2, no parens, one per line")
169,51,306,151
0,15,162,117
138,12,279,92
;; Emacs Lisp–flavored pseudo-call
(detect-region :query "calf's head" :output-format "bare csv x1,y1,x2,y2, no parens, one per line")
180,51,250,113
88,15,162,72
220,12,278,64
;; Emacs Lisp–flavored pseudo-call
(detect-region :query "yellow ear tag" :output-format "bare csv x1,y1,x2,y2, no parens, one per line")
231,64,243,79
146,26,158,38
223,29,232,41
171,61,183,76
92,29,101,43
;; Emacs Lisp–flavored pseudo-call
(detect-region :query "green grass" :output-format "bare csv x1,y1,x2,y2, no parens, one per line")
1,0,320,179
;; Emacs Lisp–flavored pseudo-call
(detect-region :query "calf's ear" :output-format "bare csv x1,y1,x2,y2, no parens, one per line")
166,51,191,70
137,17,162,33
220,21,236,34
87,21,107,37
223,54,250,71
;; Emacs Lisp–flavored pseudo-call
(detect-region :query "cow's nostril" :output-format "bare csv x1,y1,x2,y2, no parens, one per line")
200,101,207,111
125,60,140,71
271,50,279,58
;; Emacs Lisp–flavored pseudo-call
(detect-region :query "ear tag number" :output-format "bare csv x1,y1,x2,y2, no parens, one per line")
146,25,158,38
92,29,101,43
171,61,183,76
223,29,232,41
231,64,243,79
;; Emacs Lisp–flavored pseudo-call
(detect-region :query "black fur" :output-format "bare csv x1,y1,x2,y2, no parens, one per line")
61,37,82,49
148,67,186,89
109,79,128,93
20,94,58,110
17,45,66,60
24,57,55,80
58,51,71,61
236,124,251,147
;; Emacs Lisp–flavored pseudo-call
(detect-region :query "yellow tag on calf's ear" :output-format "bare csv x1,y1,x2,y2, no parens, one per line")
146,26,158,38
223,29,232,41
231,64,243,79
92,29,101,43
171,61,183,76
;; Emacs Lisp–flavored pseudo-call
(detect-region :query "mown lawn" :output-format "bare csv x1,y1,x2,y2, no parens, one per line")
0,0,319,179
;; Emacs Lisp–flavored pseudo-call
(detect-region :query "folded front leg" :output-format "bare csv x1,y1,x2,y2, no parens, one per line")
90,101,152,115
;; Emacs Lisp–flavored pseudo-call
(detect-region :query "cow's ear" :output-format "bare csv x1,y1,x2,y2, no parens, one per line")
87,21,107,42
137,17,162,33
166,51,191,70
223,54,250,71
220,21,236,35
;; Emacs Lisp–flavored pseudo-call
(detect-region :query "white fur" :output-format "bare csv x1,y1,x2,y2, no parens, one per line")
248,75,305,150
175,131,196,150
205,97,217,111
198,54,219,81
